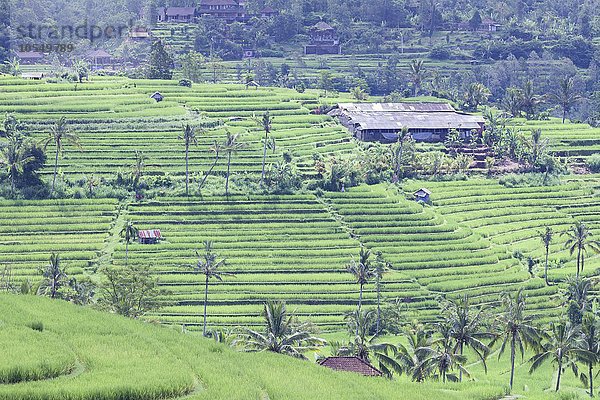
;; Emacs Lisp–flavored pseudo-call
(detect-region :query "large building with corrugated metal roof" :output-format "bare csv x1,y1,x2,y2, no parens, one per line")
329,102,485,143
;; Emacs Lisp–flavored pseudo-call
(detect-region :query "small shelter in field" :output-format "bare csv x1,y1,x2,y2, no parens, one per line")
21,72,45,80
150,92,164,102
138,229,162,244
414,188,431,202
318,357,382,376
15,51,44,65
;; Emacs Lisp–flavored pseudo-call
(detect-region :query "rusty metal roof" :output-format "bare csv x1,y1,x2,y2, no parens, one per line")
337,102,456,113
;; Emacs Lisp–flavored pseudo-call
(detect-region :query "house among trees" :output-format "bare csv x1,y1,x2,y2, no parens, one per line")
318,357,382,376
15,51,44,65
129,27,152,40
85,50,112,69
259,6,277,18
197,0,248,22
329,103,485,143
304,22,341,55
138,229,163,244
157,7,197,23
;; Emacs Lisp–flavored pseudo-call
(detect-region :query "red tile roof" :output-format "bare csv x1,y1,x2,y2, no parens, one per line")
318,357,382,376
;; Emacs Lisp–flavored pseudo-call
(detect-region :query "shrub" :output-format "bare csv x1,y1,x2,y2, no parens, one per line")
587,154,600,172
27,321,44,332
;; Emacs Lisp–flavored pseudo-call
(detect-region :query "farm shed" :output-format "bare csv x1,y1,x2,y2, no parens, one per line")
15,51,44,65
414,188,431,202
85,50,112,68
138,229,162,244
318,357,382,376
21,72,45,80
329,102,485,143
150,92,164,102
157,7,197,23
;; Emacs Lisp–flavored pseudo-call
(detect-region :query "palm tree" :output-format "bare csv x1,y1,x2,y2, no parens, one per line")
340,309,403,378
199,140,221,190
443,295,493,381
464,82,491,111
38,253,67,299
526,129,549,168
565,275,592,315
579,314,600,397
396,323,434,382
119,221,138,267
223,130,245,196
564,221,600,278
40,116,81,194
347,246,375,316
491,289,542,392
0,136,34,194
190,241,232,337
179,124,198,196
234,301,325,359
409,59,427,96
259,111,273,184
539,227,553,285
417,321,470,383
520,80,543,119
529,322,594,392
550,76,581,123
373,252,389,334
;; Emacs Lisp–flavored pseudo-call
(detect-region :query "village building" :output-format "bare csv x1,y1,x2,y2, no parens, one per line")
329,102,485,143
304,21,341,55
85,50,113,69
260,6,277,18
456,18,502,32
21,72,45,80
197,0,247,22
150,92,164,102
319,357,382,376
157,7,197,23
15,51,44,65
129,27,152,40
138,229,163,244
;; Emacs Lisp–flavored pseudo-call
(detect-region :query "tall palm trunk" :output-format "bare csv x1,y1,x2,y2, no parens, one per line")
225,151,232,195
185,142,189,196
562,109,566,124
376,278,381,334
577,247,582,277
459,342,464,382
544,245,549,285
261,131,268,183
589,362,594,397
52,146,60,193
203,275,209,337
509,334,516,391
199,152,219,190
356,283,364,336
556,359,562,391
125,240,129,267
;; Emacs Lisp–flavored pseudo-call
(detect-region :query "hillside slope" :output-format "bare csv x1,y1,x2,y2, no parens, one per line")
0,294,506,400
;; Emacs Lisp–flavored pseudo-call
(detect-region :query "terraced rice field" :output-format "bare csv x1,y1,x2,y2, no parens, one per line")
0,75,354,178
0,199,118,285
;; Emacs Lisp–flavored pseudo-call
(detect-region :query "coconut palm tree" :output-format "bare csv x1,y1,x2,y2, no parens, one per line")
190,241,232,337
259,111,273,184
373,252,389,334
41,116,82,194
234,301,325,359
491,289,542,392
0,136,34,194
347,246,375,316
223,130,245,196
119,220,138,267
390,126,410,179
417,321,470,383
409,59,427,96
396,323,434,382
565,275,592,316
579,314,600,397
179,124,198,196
526,129,549,168
529,322,594,392
520,80,544,119
340,309,403,378
38,253,67,299
443,295,493,381
564,221,600,278
550,76,582,123
539,227,553,285
199,140,221,190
